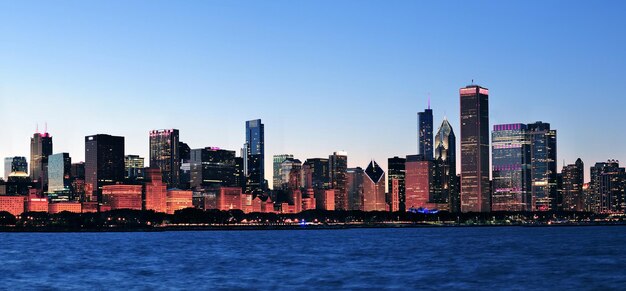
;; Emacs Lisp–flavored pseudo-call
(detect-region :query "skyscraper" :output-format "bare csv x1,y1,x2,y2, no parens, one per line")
527,121,557,211
85,134,125,202
346,167,364,211
4,156,27,180
245,119,265,194
405,154,437,210
418,106,434,160
149,129,180,188
329,151,348,210
30,131,53,190
387,157,406,212
561,158,584,211
434,119,459,212
589,160,625,213
363,160,386,211
302,158,330,190
273,154,293,190
460,85,490,212
278,158,302,190
47,153,72,192
491,124,532,211
125,155,145,180
190,147,239,189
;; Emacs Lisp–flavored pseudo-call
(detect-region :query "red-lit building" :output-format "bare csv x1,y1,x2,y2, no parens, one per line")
241,193,254,213
26,196,48,212
49,202,82,214
363,161,387,211
216,187,242,211
251,196,263,212
0,196,26,216
389,178,400,212
102,185,143,210
81,202,98,213
144,168,167,213
405,155,438,210
166,189,192,214
319,189,336,211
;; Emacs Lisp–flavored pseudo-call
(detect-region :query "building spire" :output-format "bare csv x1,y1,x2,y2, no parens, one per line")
427,93,431,110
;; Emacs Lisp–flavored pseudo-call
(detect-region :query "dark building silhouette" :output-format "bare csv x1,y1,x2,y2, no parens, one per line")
30,131,53,191
460,85,490,212
303,158,330,190
245,119,265,194
527,121,557,211
85,134,125,202
387,156,406,212
347,167,364,211
190,147,239,190
418,106,434,160
329,151,348,210
149,129,180,188
561,158,584,211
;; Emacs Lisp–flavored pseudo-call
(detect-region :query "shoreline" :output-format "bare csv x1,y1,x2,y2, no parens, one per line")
2,221,625,232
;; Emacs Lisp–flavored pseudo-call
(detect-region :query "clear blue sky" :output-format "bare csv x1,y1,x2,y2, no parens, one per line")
1,1,625,184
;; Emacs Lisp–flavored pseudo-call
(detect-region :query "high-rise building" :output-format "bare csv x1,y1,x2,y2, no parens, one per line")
346,167,364,211
190,147,239,189
589,160,625,213
245,119,265,194
363,160,386,211
273,154,293,190
527,122,557,211
418,107,434,160
125,155,145,180
491,124,532,211
149,129,180,188
434,119,459,212
85,134,125,202
387,157,405,212
460,85,490,212
561,158,584,211
70,162,85,201
302,158,330,190
405,154,438,210
30,131,53,190
47,153,72,193
278,158,301,190
4,157,27,180
329,151,348,210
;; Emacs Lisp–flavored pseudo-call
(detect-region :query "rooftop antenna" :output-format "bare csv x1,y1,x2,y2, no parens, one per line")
44,122,47,134
427,93,431,110
36,123,39,134
471,79,474,84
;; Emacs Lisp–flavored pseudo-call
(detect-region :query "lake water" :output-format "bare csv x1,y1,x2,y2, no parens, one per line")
1,226,625,290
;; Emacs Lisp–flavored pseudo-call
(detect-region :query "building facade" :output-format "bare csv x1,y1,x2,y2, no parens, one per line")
561,158,584,211
363,160,386,211
527,122,557,211
434,119,459,212
149,129,180,188
30,131,53,190
460,85,490,212
491,124,532,211
329,151,348,210
245,119,265,194
85,134,125,202
418,107,434,160
4,157,27,180
387,157,406,212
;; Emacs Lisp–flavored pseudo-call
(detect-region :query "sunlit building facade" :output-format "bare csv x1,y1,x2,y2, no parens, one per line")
30,131,53,191
144,168,167,213
363,160,386,211
101,184,142,210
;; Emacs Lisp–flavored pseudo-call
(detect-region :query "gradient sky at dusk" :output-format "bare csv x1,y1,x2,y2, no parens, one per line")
2,1,626,184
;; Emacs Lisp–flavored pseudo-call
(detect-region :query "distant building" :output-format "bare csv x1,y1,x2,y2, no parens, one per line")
144,168,167,213
47,153,72,192
85,134,125,202
25,196,48,212
561,158,584,211
460,85,490,212
245,119,265,194
125,155,145,180
217,187,243,211
278,158,301,191
329,151,348,210
0,196,25,216
405,154,435,210
4,157,27,180
527,122,557,211
48,202,82,214
101,184,142,210
190,147,239,189
149,129,181,188
418,107,434,160
166,189,192,214
302,158,330,190
434,119,459,212
491,124,531,211
589,160,625,213
346,167,364,211
273,154,293,190
363,161,386,211
30,131,53,191
387,157,405,212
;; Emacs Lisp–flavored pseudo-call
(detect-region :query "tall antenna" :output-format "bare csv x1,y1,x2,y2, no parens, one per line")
427,93,431,110
36,123,39,134
44,122,47,134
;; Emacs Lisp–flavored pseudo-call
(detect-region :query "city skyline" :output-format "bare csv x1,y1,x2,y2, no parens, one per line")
2,1,626,186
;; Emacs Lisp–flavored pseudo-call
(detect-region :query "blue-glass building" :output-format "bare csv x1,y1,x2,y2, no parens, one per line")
245,119,265,194
491,124,532,211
